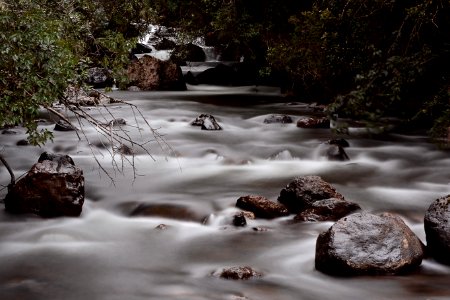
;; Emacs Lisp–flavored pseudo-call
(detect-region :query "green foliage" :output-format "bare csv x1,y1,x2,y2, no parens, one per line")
0,0,152,145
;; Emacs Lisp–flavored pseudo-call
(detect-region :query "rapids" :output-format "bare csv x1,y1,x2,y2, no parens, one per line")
1,85,450,300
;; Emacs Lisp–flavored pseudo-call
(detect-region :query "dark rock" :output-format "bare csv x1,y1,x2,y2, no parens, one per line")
171,43,206,63
263,115,293,124
315,212,425,276
236,195,289,219
154,38,176,51
297,117,330,129
130,43,153,58
130,203,205,222
16,139,29,146
2,129,17,134
38,152,75,166
326,144,350,161
5,153,84,217
116,144,134,155
232,212,247,227
127,55,186,91
328,138,350,148
294,198,360,222
278,176,345,214
191,114,222,130
195,64,235,85
218,266,263,280
155,224,169,230
54,120,76,132
85,67,114,89
424,195,450,265
184,71,197,85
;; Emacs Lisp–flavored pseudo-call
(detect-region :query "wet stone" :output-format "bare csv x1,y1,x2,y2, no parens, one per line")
315,212,425,276
424,195,450,265
278,175,345,214
263,114,293,124
297,117,330,128
191,114,222,130
217,266,263,280
232,212,247,227
236,195,289,219
294,198,361,222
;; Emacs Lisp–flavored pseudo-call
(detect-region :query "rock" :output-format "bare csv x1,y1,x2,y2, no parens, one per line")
424,195,450,265
127,55,186,91
294,198,361,222
154,38,176,51
278,176,345,214
4,153,84,217
315,212,425,276
16,139,29,146
328,138,350,148
171,43,206,63
54,120,76,132
195,64,235,85
65,86,116,106
104,118,126,127
236,195,289,219
38,152,75,166
85,67,114,88
326,144,350,161
130,203,205,222
263,115,293,124
191,114,222,130
155,224,169,230
128,86,141,91
297,117,330,129
2,129,17,134
232,212,247,227
116,144,134,155
130,43,153,58
217,266,263,280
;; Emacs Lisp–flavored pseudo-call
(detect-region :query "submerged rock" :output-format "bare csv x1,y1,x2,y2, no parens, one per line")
294,198,360,222
424,195,450,265
278,176,345,214
263,114,293,124
191,114,222,130
85,67,114,89
54,120,77,132
315,212,425,276
297,117,330,128
130,203,205,222
5,152,84,217
236,195,289,219
217,266,263,280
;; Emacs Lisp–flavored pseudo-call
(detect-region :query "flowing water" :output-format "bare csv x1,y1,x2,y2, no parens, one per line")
1,85,450,300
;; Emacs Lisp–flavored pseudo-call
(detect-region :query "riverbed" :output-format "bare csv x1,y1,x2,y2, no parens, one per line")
1,85,450,300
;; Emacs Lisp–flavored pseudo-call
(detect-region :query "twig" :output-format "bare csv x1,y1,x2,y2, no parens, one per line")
0,154,15,185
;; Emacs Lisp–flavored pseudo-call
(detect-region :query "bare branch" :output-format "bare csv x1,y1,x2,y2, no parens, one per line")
0,154,15,185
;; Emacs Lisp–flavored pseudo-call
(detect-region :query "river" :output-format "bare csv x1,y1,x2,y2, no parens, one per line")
1,85,450,300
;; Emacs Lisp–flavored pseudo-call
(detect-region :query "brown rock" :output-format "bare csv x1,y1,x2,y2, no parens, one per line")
297,117,330,128
424,195,450,265
236,195,289,219
127,55,186,91
218,266,262,280
294,198,360,222
278,176,345,214
5,153,84,217
315,212,425,276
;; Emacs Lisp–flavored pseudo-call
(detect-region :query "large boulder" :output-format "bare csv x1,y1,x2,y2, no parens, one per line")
263,114,293,124
278,176,345,214
4,152,84,217
236,195,289,219
315,212,425,276
424,195,450,265
127,55,186,91
195,64,235,85
171,43,206,63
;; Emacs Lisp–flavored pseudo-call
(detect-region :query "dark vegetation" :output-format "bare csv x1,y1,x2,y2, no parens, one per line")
1,0,449,144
